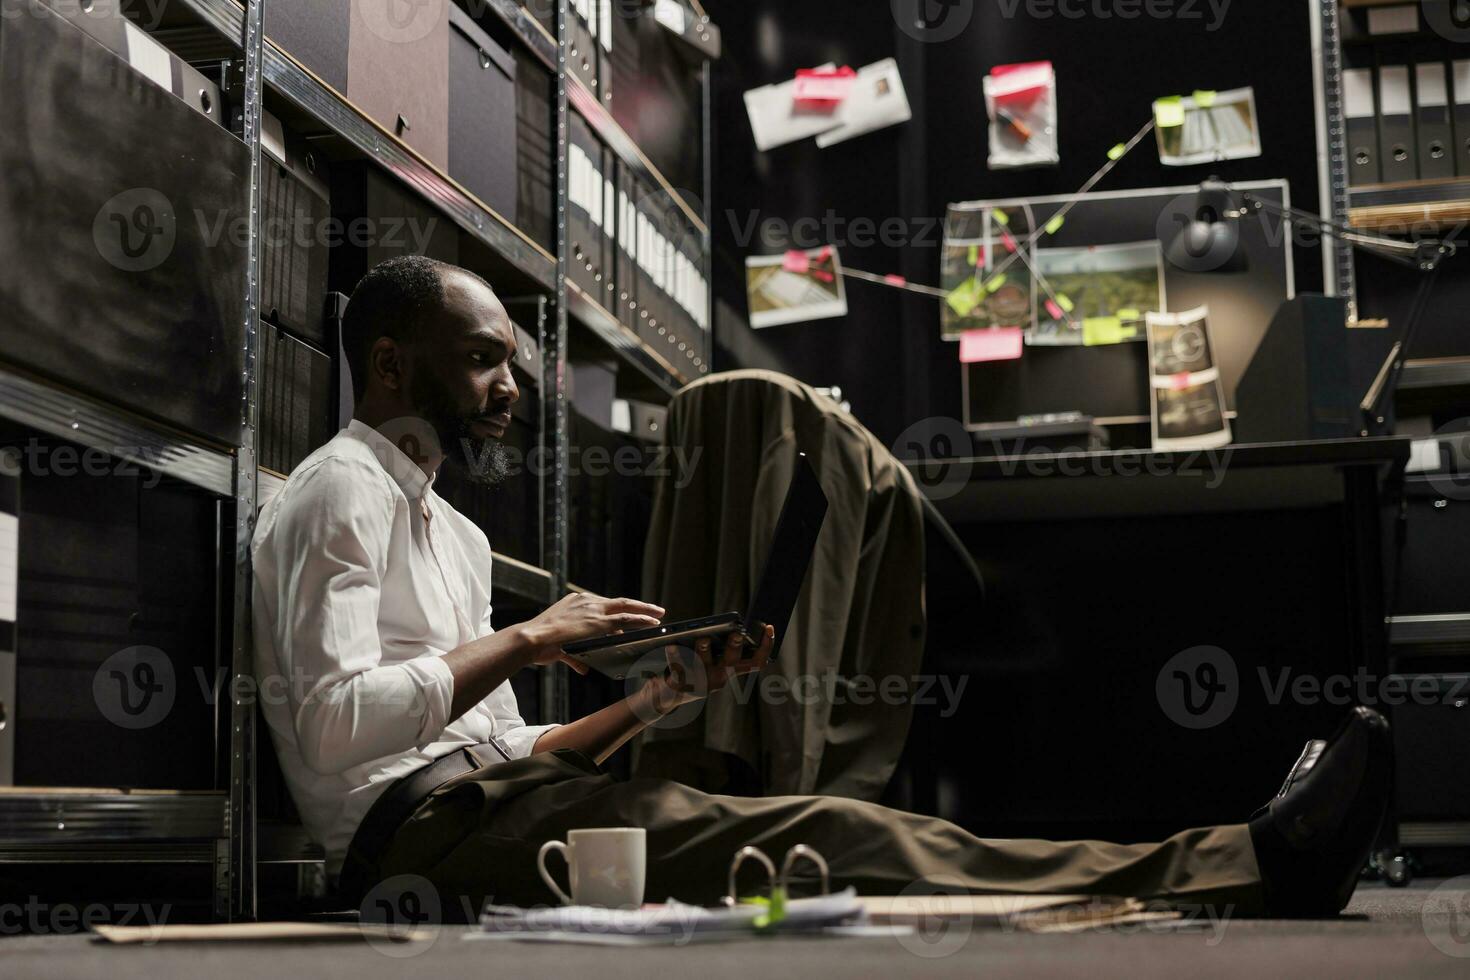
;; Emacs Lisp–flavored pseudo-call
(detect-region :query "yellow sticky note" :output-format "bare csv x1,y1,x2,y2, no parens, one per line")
1117,308,1142,321
947,278,983,317
1056,293,1075,313
1107,143,1127,161
1044,214,1065,235
1154,96,1185,128
991,209,1010,227
984,273,1008,294
1193,90,1218,109
1083,316,1138,346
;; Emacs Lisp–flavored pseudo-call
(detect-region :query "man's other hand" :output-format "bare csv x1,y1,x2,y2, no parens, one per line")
645,624,774,715
517,591,665,674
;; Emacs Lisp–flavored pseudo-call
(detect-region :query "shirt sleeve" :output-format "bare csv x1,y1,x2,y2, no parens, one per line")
265,459,455,775
475,591,559,759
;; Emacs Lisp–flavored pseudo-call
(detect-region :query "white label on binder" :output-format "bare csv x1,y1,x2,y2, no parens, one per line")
600,0,614,51
1379,67,1411,115
590,165,604,229
1367,5,1418,35
1418,63,1450,108
605,178,616,232
1343,68,1376,119
0,512,15,624
1456,60,1470,104
124,21,174,93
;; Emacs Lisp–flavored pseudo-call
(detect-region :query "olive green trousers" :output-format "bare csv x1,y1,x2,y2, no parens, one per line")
371,749,1264,920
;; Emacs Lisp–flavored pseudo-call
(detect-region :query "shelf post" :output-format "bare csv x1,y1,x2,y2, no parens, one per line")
220,0,266,923
541,0,574,726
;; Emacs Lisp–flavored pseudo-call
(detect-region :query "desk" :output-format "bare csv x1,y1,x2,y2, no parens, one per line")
902,438,1409,843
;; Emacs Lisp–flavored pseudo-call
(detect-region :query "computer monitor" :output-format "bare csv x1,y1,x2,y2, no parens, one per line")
958,180,1295,430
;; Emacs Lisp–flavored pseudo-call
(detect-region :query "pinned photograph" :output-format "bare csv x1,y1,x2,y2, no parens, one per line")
1154,87,1262,167
941,205,1036,340
1149,311,1215,376
1146,307,1232,451
746,247,848,328
1030,241,1164,346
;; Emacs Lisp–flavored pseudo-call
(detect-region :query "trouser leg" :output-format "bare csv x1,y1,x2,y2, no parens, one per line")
376,752,1264,918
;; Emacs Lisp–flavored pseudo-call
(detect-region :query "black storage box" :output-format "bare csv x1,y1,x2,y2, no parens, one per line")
261,111,333,348
0,4,250,446
258,323,335,477
0,424,218,790
448,5,520,223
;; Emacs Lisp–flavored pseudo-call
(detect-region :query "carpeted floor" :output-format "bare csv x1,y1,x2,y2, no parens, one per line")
2,881,1468,978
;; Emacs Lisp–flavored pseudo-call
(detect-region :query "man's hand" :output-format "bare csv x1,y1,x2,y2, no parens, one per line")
516,591,666,675
642,624,775,715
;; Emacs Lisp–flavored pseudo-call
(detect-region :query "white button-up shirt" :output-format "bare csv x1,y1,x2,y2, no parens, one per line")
252,420,557,871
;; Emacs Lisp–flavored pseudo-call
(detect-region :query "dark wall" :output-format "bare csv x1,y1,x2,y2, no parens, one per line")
708,0,1342,446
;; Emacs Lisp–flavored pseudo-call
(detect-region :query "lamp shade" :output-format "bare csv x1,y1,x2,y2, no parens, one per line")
1162,179,1249,274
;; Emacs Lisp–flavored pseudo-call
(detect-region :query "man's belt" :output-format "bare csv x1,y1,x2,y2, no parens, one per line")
339,740,512,901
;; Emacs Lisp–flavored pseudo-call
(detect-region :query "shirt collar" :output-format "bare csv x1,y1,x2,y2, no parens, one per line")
347,419,440,499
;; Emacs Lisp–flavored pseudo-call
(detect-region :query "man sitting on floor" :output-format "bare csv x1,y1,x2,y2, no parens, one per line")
252,255,1392,919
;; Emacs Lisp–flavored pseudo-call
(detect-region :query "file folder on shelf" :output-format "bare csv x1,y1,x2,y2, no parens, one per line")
1376,64,1416,183
568,113,608,301
1345,67,1379,185
1414,57,1455,180
1453,60,1470,177
616,163,640,331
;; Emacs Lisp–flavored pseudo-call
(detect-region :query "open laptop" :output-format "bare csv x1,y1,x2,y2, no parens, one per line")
563,452,829,680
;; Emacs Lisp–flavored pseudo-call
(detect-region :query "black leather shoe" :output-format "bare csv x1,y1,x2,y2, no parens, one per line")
1249,706,1392,916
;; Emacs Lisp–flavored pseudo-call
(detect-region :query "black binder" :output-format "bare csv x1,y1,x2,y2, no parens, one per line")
1377,63,1417,183
568,113,607,302
568,0,600,95
514,45,556,250
1454,59,1470,177
616,161,640,331
1414,56,1455,180
1345,66,1380,185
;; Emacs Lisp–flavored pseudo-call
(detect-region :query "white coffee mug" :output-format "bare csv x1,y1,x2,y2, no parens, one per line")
537,828,647,908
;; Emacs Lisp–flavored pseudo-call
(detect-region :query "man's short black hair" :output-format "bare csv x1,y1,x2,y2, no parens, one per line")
340,255,493,402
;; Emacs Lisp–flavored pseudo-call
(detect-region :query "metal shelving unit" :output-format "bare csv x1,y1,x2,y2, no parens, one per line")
0,0,717,920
